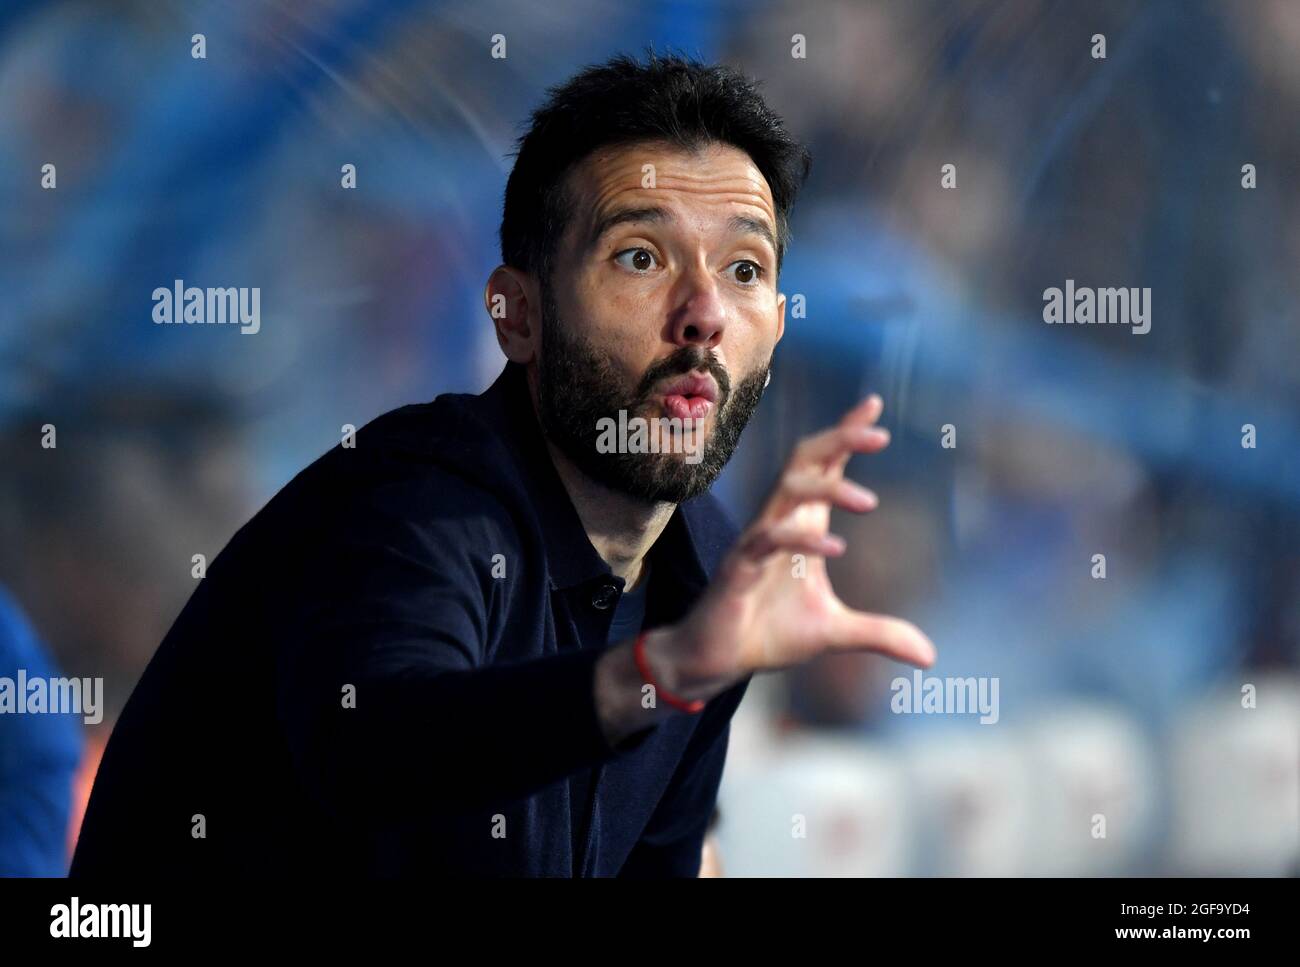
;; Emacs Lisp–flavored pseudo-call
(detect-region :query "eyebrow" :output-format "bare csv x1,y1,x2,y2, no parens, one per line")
727,214,778,259
587,206,672,250
586,206,778,259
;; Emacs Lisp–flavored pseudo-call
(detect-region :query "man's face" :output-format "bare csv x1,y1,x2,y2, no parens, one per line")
535,139,787,503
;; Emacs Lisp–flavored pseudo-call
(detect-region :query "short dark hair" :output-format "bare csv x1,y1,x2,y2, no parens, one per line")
500,50,811,284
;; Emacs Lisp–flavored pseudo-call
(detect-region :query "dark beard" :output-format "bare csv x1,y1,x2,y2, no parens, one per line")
535,280,770,504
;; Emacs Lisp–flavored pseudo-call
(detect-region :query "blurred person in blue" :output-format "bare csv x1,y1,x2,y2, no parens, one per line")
0,585,83,876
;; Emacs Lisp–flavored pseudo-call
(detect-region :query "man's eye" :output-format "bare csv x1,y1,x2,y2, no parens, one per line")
727,260,765,285
614,248,658,273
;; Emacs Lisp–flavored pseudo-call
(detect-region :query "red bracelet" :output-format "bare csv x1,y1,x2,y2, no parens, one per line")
634,631,705,714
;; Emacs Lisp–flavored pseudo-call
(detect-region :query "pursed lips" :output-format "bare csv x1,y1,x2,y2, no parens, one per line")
656,372,719,421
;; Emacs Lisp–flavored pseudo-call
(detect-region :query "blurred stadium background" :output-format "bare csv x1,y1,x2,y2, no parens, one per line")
1,0,1297,875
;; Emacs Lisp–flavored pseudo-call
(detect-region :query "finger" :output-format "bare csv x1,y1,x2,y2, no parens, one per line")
840,393,884,429
827,395,887,475
733,520,846,565
765,470,878,518
790,422,890,472
822,608,937,668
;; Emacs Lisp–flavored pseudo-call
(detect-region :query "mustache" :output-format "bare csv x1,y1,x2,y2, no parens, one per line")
634,347,732,407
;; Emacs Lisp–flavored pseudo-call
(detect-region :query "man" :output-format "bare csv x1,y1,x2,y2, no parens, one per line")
71,52,934,877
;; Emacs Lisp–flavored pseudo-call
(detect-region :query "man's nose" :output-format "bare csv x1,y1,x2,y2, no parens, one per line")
668,265,726,350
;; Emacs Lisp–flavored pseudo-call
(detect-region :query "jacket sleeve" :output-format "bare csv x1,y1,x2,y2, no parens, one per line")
617,676,750,877
274,480,654,822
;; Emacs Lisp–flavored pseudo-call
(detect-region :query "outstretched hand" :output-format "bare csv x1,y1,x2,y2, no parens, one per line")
657,393,937,700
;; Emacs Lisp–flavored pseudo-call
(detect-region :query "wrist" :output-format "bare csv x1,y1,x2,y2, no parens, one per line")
635,629,705,713
594,636,672,749
638,625,740,706
593,625,737,750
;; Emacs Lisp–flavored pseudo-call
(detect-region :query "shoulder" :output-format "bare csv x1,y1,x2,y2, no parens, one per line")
212,396,532,582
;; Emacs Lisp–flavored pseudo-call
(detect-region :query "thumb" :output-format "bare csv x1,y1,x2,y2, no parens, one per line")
822,603,937,668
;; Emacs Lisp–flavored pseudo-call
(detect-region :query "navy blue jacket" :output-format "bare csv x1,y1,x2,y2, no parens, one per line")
71,361,749,877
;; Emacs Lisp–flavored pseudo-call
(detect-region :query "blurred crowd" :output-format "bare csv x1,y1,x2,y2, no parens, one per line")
1,0,1296,875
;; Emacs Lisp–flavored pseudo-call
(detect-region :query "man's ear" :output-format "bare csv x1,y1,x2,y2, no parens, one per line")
775,290,787,346
484,265,541,365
